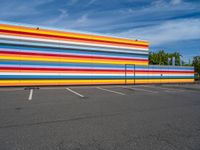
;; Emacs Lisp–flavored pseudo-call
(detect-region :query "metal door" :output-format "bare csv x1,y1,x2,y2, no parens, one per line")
125,64,135,85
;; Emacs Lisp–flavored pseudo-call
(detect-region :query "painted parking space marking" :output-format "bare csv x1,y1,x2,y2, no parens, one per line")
66,88,85,98
28,89,33,101
124,87,158,93
96,87,125,95
142,85,185,92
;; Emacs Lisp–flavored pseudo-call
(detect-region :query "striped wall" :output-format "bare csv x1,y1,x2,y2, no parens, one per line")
0,22,194,86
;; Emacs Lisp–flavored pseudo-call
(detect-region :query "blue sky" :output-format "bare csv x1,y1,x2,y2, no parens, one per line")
0,0,200,62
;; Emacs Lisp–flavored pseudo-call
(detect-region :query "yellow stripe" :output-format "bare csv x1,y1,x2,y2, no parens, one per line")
0,79,194,86
135,79,194,83
0,24,148,46
0,55,148,65
0,79,126,86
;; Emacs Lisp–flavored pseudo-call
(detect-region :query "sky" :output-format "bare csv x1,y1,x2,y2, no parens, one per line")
0,0,200,62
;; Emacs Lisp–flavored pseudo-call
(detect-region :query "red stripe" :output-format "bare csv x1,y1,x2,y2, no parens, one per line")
0,29,148,48
0,66,194,73
145,70,194,73
0,67,122,72
0,51,148,62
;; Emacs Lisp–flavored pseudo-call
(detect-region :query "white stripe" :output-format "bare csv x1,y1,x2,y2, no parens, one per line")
0,72,194,76
147,74,193,77
66,88,84,98
0,48,147,60
125,87,158,93
0,39,148,55
148,69,192,71
97,87,125,95
0,66,189,72
0,21,148,42
151,86,185,92
0,65,124,70
0,72,124,76
0,35,148,51
28,89,33,100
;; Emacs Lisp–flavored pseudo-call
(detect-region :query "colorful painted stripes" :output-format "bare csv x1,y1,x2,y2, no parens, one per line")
0,23,148,49
0,22,194,86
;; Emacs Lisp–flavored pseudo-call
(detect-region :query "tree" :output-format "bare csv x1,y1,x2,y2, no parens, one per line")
149,50,182,65
192,56,200,76
173,52,182,66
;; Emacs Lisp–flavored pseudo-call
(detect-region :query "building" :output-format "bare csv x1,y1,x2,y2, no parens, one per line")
0,22,194,86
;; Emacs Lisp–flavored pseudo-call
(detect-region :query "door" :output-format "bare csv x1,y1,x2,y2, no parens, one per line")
125,64,135,85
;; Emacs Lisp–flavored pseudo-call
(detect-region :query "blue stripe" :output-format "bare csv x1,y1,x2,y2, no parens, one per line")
0,60,124,68
148,65,193,70
0,44,148,59
0,39,148,55
0,60,194,71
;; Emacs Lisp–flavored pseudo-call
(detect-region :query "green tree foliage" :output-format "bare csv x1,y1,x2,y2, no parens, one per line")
149,50,199,79
149,50,182,65
192,56,200,75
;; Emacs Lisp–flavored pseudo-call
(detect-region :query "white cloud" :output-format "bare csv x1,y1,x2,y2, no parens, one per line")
170,0,182,5
87,0,97,5
152,0,182,7
68,0,79,5
43,9,69,25
76,14,89,24
68,0,97,6
1,0,199,49
115,19,200,46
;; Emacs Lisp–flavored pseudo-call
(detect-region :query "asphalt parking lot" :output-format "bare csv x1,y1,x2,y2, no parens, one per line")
0,84,200,150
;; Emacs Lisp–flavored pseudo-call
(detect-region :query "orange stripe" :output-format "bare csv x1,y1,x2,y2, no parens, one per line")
0,53,148,64
0,24,148,46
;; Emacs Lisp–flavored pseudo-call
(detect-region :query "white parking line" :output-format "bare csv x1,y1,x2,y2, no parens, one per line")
96,87,125,95
124,87,158,93
28,89,33,100
142,85,185,92
162,87,185,92
66,88,85,98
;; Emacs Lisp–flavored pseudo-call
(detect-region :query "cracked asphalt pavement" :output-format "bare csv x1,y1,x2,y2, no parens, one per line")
0,84,200,150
